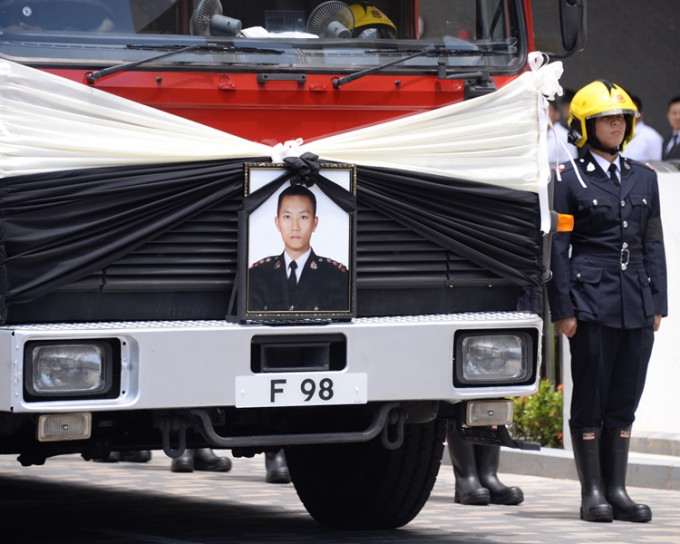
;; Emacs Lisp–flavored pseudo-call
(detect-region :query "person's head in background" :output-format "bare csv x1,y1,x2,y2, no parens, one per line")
667,95,680,135
559,88,575,125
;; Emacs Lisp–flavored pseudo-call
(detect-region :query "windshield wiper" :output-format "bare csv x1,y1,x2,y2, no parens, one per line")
333,46,435,88
87,44,201,84
332,45,501,88
86,43,284,84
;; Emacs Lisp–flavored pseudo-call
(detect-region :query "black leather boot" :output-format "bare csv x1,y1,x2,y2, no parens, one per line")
446,425,490,505
171,449,195,473
601,427,651,522
193,448,232,472
92,451,121,463
475,444,524,505
265,450,291,484
121,450,151,463
570,426,613,522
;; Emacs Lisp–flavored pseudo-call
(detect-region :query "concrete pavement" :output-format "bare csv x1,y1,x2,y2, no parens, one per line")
1,450,679,543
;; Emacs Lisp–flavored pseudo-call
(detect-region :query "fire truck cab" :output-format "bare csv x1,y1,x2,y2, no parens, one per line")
0,0,585,531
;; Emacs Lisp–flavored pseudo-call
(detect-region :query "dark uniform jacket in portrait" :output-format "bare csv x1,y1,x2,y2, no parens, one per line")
547,152,668,329
248,249,349,312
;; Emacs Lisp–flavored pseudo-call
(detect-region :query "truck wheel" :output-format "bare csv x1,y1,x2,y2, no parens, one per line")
286,418,445,530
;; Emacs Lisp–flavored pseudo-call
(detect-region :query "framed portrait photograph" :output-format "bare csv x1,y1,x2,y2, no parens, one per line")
238,162,356,322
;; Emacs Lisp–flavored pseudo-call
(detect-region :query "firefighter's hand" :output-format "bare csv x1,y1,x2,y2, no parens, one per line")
555,317,577,338
654,314,662,332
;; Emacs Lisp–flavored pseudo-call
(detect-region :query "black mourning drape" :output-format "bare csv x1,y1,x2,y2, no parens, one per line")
0,159,542,322
358,167,543,285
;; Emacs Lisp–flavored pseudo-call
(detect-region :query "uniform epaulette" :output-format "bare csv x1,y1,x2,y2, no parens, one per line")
622,157,655,172
325,257,347,273
250,256,273,269
556,160,577,175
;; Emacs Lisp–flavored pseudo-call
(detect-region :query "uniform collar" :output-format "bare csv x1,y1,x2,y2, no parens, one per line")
284,248,311,272
589,152,619,176
581,152,636,197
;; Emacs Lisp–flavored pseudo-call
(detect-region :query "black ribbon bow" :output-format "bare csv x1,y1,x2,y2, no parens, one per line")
283,153,321,186
241,152,356,215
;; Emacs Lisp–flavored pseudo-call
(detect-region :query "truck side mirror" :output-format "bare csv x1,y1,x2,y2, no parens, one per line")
531,0,586,59
559,0,586,55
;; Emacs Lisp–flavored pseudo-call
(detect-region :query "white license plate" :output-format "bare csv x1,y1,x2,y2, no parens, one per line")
235,372,367,408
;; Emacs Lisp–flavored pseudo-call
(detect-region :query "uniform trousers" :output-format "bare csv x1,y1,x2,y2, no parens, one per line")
568,321,654,429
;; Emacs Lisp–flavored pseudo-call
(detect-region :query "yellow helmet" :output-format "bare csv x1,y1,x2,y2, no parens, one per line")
349,3,397,39
568,80,638,151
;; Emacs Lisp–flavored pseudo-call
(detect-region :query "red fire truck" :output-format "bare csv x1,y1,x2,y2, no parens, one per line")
0,0,584,529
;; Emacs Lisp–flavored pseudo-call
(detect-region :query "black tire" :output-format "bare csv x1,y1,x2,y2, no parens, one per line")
286,418,445,530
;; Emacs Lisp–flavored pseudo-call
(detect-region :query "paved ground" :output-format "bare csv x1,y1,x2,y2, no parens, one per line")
1,451,679,543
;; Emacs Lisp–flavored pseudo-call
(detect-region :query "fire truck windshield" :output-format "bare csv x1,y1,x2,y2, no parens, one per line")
0,0,526,74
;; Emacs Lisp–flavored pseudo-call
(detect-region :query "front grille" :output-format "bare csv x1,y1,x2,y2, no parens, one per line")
356,208,500,288
96,205,239,292
8,196,522,323
71,201,503,294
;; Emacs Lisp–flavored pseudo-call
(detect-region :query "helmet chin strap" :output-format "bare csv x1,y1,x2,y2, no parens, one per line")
587,127,620,155
589,139,620,155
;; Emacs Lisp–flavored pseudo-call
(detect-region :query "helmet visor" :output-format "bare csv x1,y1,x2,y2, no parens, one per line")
586,109,639,119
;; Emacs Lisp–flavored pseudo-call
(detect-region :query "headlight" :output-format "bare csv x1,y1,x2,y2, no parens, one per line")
25,341,116,398
454,331,534,386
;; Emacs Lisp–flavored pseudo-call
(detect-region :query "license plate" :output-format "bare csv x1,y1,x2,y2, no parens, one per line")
235,372,367,408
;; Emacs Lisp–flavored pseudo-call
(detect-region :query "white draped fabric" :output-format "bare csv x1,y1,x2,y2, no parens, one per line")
294,54,563,195
0,53,563,231
0,59,271,174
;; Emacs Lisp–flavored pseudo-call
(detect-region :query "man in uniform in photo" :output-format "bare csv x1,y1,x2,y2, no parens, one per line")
248,184,349,312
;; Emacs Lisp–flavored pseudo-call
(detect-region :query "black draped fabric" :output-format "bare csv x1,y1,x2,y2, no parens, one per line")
0,158,262,317
0,159,543,322
356,166,543,286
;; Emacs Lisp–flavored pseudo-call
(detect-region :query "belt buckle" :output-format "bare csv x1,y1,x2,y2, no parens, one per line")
620,247,630,270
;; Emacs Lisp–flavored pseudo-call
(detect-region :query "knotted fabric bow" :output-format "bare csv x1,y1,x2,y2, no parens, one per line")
283,153,321,186
241,152,356,214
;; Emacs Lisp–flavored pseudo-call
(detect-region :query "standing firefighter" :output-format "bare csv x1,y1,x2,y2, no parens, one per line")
547,81,668,523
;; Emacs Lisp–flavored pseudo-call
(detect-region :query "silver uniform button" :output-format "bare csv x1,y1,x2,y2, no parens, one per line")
643,198,648,205
623,220,628,228
620,200,625,207
576,272,581,280
593,199,598,206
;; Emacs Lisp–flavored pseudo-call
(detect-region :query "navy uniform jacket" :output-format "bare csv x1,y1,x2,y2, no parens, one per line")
547,152,668,329
248,249,349,312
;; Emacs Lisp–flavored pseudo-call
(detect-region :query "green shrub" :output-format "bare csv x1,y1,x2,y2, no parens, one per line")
511,379,564,448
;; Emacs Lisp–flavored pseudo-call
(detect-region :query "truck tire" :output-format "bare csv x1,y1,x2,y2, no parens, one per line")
286,418,445,530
